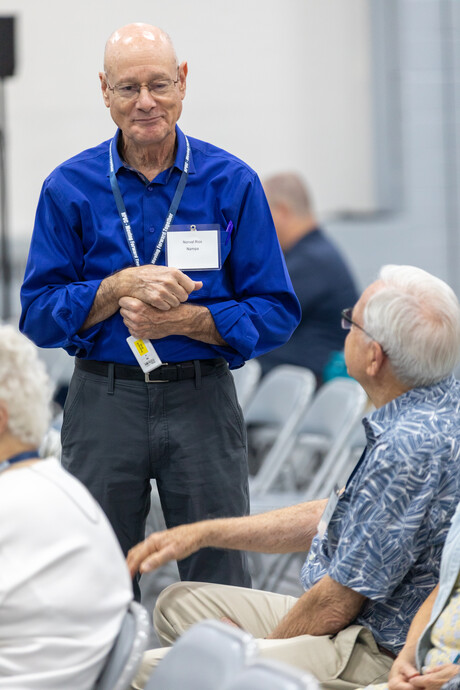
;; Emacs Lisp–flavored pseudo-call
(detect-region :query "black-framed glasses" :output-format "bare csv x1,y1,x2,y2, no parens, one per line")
341,307,375,340
106,70,180,101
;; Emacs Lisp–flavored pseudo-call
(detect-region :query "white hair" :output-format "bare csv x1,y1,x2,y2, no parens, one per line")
0,325,54,446
363,265,460,387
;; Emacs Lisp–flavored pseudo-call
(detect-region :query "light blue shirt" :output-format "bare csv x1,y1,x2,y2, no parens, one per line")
301,376,460,654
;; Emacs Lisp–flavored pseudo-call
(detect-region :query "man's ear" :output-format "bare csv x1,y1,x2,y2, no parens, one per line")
99,72,111,108
178,61,188,99
366,341,385,378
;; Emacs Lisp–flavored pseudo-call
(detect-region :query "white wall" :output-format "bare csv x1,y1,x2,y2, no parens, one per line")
328,0,460,298
0,0,373,244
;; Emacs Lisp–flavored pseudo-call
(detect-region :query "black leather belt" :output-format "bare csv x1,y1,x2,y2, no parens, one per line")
377,644,396,660
75,357,226,383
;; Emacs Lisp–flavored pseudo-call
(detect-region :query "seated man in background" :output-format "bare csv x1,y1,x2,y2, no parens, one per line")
257,172,359,385
128,265,460,690
0,324,133,689
365,500,460,690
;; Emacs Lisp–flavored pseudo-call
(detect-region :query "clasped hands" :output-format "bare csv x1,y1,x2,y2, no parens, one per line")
119,265,202,339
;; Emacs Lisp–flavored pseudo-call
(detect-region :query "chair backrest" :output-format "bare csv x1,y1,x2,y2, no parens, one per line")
296,377,366,437
251,376,366,496
94,600,151,690
144,620,258,690
231,359,262,411
244,365,316,427
246,366,317,494
225,658,320,690
284,378,367,492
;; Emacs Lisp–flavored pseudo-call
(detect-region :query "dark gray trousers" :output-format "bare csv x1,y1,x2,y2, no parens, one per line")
61,361,251,595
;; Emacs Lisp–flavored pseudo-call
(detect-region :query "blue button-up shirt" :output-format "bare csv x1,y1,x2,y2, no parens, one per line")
20,127,300,366
301,376,460,654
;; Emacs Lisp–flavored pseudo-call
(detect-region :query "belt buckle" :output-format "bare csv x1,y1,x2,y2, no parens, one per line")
144,364,168,384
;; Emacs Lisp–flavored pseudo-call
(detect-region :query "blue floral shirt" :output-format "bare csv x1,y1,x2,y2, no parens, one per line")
300,376,460,654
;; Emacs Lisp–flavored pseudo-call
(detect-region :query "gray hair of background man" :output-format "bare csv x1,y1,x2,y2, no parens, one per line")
263,172,313,217
0,325,53,446
363,265,460,388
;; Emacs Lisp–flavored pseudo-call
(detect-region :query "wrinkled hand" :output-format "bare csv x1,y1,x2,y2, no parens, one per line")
123,265,202,311
119,297,196,339
127,523,206,577
388,659,420,690
409,665,460,690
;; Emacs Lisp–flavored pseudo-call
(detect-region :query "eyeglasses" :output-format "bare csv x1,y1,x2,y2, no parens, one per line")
105,72,180,101
341,307,378,342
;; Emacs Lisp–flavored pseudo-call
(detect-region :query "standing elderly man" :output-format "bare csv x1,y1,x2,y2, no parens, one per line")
128,265,460,690
19,23,300,593
257,172,359,386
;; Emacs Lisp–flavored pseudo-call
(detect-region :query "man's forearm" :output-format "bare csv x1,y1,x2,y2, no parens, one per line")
268,575,366,639
205,499,327,554
179,304,226,345
80,273,126,331
127,499,327,576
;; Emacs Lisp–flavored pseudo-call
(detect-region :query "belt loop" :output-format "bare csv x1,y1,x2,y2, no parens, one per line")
193,359,201,390
107,362,115,395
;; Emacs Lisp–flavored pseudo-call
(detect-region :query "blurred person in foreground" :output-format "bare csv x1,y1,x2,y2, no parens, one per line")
0,324,132,689
257,172,359,385
128,265,460,689
19,23,300,595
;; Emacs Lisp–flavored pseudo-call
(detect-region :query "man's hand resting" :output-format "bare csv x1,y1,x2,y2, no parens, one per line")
127,523,207,577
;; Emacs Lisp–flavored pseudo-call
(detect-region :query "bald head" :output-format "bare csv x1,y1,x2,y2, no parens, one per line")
263,172,313,217
103,23,177,81
263,172,316,250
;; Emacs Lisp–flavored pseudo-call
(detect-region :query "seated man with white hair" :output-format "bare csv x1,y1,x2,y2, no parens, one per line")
0,325,133,689
128,265,460,690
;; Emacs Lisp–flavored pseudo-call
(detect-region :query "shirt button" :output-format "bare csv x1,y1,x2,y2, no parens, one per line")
149,226,155,233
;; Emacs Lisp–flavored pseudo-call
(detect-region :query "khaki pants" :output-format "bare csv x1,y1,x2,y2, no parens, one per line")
132,582,393,689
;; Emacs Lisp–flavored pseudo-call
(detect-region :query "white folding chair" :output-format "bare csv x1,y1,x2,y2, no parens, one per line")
144,620,258,690
231,359,262,411
251,377,369,496
243,365,316,482
225,658,320,690
94,601,151,690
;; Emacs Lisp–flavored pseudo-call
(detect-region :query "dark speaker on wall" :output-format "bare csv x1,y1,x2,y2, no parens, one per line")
0,16,15,78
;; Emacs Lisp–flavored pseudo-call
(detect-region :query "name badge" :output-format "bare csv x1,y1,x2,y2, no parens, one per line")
166,224,221,271
126,336,163,373
317,485,341,540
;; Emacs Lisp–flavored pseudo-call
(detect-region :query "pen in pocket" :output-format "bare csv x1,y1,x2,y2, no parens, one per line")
225,220,233,245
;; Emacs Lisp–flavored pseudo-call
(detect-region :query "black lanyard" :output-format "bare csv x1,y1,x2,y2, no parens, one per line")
109,135,190,266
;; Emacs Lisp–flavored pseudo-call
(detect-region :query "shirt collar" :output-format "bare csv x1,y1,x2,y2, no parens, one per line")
364,374,457,442
109,126,196,176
